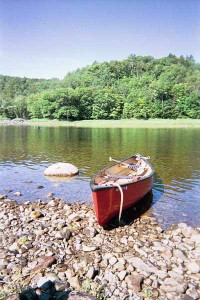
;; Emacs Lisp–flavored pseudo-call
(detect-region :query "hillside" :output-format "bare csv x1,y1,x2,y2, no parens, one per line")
0,54,200,120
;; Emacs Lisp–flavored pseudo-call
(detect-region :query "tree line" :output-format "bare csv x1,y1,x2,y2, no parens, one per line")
0,54,200,120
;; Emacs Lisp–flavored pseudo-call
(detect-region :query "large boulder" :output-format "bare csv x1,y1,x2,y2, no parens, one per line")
44,163,79,177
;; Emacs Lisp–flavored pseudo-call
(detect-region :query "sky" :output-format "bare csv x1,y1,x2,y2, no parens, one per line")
0,0,199,79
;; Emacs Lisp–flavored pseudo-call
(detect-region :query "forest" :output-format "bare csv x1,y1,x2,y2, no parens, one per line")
0,54,200,120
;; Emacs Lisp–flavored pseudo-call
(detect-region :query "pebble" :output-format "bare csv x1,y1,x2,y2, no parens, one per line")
0,198,199,300
186,261,200,274
86,266,95,279
13,192,21,197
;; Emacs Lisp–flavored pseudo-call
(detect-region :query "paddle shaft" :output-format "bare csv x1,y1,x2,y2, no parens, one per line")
109,157,131,168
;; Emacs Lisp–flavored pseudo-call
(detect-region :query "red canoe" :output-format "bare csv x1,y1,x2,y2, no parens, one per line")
90,154,154,226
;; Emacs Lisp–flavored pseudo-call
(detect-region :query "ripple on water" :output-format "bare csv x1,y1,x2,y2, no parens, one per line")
0,126,200,228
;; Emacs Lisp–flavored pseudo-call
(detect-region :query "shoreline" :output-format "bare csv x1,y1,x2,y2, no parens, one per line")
0,118,200,128
0,196,199,299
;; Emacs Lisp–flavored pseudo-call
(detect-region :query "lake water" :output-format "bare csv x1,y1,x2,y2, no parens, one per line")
0,125,199,228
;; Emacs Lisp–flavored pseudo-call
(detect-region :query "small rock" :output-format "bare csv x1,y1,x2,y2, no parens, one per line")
83,227,98,238
182,227,197,238
68,291,97,300
13,192,21,197
186,287,200,299
32,256,56,273
156,270,168,279
37,185,44,189
86,266,95,279
67,276,81,289
186,261,200,274
30,211,43,219
82,245,99,252
46,193,54,198
0,258,8,270
177,296,195,300
109,256,118,266
68,213,81,222
128,257,158,273
9,242,19,252
160,278,187,294
54,282,70,292
118,270,127,281
125,274,143,292
173,249,188,261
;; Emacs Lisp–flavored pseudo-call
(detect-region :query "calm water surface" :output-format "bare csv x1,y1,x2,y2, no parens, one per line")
0,125,199,228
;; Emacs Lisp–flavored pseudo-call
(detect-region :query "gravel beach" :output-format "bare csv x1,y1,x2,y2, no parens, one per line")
0,195,199,300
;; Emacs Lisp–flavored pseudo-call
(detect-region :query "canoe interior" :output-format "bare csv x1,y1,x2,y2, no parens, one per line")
92,155,153,188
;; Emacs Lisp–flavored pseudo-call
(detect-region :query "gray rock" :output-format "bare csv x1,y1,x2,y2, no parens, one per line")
13,192,21,197
83,227,98,238
118,270,127,281
86,266,95,279
190,234,200,244
156,270,168,279
30,211,43,219
54,282,70,292
181,227,198,238
68,291,97,300
9,242,20,252
160,278,188,294
186,287,200,299
82,245,99,252
0,258,8,270
109,256,118,266
125,274,143,292
128,256,158,273
44,163,78,177
113,261,125,272
168,270,184,279
173,249,188,261
176,295,195,300
67,276,80,289
186,261,200,274
68,213,81,222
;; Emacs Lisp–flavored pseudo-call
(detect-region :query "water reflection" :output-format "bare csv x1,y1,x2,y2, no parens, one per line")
0,125,200,228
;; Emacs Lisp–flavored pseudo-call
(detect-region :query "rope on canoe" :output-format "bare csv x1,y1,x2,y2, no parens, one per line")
126,163,138,171
110,182,124,222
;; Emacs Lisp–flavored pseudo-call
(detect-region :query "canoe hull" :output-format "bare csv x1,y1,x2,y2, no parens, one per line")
92,175,154,226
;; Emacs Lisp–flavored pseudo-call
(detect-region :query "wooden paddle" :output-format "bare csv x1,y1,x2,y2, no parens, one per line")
109,157,137,170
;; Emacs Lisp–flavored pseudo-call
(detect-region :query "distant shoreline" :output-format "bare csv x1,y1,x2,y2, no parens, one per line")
0,118,200,128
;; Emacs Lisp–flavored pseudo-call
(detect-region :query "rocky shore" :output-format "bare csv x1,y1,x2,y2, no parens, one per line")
0,195,199,300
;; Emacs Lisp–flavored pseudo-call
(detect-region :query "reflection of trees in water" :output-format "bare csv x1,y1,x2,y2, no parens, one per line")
0,126,199,227
0,127,199,183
